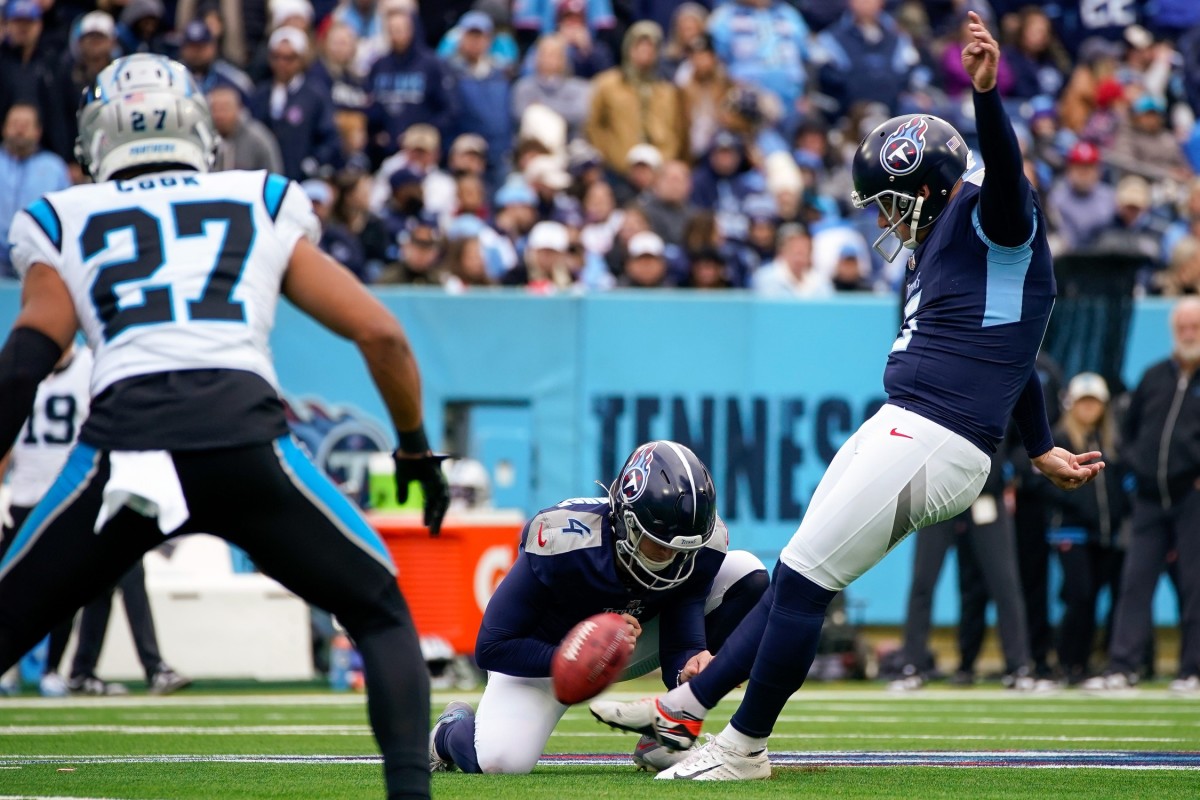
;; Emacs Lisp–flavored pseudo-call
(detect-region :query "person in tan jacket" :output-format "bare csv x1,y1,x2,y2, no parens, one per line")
585,20,685,176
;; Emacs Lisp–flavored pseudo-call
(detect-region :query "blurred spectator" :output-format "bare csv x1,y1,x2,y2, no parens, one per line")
1004,6,1071,100
378,213,446,285
677,32,734,162
249,27,339,181
682,246,732,290
708,0,809,124
303,178,364,277
445,11,512,188
1109,94,1192,184
659,2,708,78
372,124,457,219
1090,175,1169,289
1160,236,1200,296
523,154,578,223
56,11,118,176
454,173,488,219
690,129,765,244
492,176,540,253
1047,141,1115,252
585,21,685,176
211,86,284,173
1117,26,1175,101
735,193,779,276
608,205,655,278
0,103,69,279
180,19,254,101
619,230,670,288
1025,97,1067,176
513,0,616,59
117,0,172,55
0,0,72,161
1052,0,1137,59
310,21,370,118
380,165,425,247
1084,299,1200,694
751,223,833,297
245,0,314,83
511,34,592,140
447,132,486,174
331,0,384,40
830,243,872,291
811,0,919,118
1059,37,1125,135
501,219,571,288
639,159,694,247
940,11,1014,98
331,169,390,281
366,4,458,161
518,0,615,80
437,0,520,74
618,143,661,205
580,179,621,256
1163,178,1200,261
175,0,254,67
441,234,495,291
1045,373,1129,685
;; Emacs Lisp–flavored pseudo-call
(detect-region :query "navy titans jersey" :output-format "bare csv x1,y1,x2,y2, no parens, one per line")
885,172,1056,454
474,497,728,679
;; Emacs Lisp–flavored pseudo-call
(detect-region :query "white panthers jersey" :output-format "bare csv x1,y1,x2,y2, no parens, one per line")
7,347,93,507
7,170,319,398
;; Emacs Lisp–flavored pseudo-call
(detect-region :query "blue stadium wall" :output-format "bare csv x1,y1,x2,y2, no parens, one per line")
0,286,1178,625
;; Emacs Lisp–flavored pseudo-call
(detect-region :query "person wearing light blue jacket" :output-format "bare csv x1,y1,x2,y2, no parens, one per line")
706,0,809,125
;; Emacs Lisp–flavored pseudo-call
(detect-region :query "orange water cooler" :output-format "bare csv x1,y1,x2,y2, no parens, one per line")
368,511,525,655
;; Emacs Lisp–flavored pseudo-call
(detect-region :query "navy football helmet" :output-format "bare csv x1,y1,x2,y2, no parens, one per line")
851,114,971,260
608,440,717,591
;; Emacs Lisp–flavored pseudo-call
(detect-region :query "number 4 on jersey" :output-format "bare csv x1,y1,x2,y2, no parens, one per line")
81,201,253,341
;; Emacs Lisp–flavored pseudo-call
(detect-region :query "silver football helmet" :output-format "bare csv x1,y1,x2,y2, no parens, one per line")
76,53,217,182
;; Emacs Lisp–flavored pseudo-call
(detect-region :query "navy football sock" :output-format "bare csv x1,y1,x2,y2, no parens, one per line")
729,564,838,739
687,583,774,709
441,711,481,773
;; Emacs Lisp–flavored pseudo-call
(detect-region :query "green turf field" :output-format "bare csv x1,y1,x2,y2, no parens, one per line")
1,679,1198,799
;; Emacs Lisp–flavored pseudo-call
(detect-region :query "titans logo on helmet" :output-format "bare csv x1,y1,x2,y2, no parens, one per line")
880,117,929,177
619,442,658,502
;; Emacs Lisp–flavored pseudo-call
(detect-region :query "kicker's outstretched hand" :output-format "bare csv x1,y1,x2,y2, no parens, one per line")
1032,447,1105,491
962,10,1000,93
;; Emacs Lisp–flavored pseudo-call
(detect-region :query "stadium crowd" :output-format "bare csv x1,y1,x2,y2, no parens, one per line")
0,0,1199,295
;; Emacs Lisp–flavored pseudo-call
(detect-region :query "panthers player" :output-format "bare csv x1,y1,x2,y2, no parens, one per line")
0,55,446,800
592,13,1104,780
428,440,768,774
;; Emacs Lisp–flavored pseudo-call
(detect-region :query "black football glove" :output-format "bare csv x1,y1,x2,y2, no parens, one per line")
394,452,450,536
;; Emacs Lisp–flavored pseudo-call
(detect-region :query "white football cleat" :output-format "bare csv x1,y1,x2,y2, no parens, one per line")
654,734,770,781
1079,673,1137,696
590,696,704,750
1168,676,1200,697
632,735,692,772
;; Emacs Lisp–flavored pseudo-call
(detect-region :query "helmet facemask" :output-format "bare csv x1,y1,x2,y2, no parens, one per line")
612,506,708,592
851,188,926,261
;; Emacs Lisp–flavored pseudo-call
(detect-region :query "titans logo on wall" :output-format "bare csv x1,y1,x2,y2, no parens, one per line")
284,396,391,507
880,117,929,177
619,442,658,502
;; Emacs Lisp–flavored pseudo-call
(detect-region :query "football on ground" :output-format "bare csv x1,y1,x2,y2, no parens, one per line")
551,612,632,705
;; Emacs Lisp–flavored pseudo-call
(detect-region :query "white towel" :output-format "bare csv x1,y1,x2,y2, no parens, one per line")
94,451,190,536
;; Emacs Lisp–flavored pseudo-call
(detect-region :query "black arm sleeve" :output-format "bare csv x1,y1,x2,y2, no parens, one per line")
974,87,1035,247
0,327,63,458
1012,368,1054,459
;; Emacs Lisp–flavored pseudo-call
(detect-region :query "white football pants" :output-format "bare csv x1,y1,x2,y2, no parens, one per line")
781,404,991,591
473,549,765,773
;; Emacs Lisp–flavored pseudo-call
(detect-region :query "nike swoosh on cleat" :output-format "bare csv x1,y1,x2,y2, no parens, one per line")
675,763,722,779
